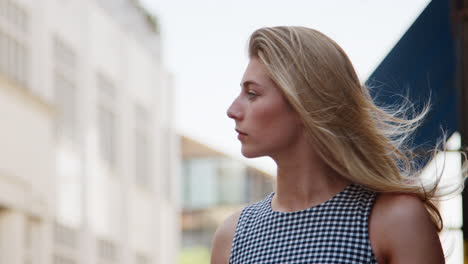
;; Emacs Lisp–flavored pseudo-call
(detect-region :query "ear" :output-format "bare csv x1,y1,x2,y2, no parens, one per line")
296,114,306,130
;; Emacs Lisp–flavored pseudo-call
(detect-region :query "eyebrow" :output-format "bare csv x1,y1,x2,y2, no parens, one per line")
240,80,262,89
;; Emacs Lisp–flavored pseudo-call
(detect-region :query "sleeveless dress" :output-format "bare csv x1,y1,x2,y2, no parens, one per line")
229,183,378,264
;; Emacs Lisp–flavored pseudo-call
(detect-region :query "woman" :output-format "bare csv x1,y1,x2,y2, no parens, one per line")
212,26,456,263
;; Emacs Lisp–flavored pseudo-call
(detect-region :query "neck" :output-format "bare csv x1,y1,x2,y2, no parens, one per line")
270,139,351,212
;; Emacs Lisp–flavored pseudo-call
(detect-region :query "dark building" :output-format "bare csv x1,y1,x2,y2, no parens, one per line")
366,0,467,262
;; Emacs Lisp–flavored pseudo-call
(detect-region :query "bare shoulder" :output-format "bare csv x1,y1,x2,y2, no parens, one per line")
369,193,444,264
210,209,243,264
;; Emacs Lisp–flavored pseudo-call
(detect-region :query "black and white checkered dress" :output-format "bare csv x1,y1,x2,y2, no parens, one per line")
229,183,378,264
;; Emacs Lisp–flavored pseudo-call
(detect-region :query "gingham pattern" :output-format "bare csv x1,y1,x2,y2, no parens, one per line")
229,183,378,264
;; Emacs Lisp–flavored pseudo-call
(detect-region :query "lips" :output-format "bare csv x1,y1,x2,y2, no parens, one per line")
235,129,248,135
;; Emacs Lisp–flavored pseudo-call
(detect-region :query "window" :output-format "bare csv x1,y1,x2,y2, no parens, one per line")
0,0,29,33
135,253,150,264
53,222,77,249
53,256,76,264
97,238,117,262
98,105,117,167
162,127,172,200
53,37,78,143
53,37,76,72
97,74,118,169
24,217,40,264
183,158,218,209
0,0,29,88
218,159,245,205
134,104,151,188
245,169,273,203
0,29,28,87
54,73,77,141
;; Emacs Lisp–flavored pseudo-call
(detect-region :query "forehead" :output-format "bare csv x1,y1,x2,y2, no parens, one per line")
241,58,272,85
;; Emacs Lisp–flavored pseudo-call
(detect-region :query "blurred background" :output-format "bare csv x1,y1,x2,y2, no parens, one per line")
0,0,467,263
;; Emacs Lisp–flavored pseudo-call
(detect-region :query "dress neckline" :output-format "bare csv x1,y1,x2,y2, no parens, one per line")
267,183,356,215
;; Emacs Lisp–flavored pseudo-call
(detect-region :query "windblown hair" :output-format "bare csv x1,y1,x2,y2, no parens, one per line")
248,26,466,231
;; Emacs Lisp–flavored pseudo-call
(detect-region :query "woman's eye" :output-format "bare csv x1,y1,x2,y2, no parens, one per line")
247,91,258,100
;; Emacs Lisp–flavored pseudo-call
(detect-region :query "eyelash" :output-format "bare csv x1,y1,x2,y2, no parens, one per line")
246,90,258,100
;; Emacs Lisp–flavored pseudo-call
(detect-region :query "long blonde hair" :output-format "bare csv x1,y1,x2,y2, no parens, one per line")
248,26,466,231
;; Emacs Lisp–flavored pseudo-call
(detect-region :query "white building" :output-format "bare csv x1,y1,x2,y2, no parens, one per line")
0,0,180,263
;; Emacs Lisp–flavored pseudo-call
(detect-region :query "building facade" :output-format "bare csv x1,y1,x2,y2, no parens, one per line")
0,0,179,263
181,136,273,250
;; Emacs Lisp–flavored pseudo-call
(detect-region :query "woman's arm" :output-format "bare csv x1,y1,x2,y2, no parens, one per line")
369,193,445,264
210,209,242,264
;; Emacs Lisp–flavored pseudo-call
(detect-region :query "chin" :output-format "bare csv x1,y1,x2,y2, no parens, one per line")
241,147,266,159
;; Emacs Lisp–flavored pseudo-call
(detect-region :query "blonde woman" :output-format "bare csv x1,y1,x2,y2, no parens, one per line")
211,26,460,264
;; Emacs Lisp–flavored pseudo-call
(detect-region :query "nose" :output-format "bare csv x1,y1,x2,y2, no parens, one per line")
227,97,243,120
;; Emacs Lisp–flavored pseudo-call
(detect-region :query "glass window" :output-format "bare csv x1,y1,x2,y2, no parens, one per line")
54,73,77,142
0,30,6,75
53,222,77,249
97,238,117,261
0,30,27,87
135,254,150,264
97,73,115,101
0,1,29,88
53,37,78,143
218,159,245,205
0,1,5,21
135,131,149,185
134,104,151,189
97,74,118,169
183,158,218,209
53,256,76,264
162,127,172,200
98,104,117,167
53,37,76,75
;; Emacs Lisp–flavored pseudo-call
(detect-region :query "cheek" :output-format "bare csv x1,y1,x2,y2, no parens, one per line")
268,118,301,144
251,104,300,140
254,108,278,127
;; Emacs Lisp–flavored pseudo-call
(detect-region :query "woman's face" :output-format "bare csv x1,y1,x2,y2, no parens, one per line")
227,57,303,158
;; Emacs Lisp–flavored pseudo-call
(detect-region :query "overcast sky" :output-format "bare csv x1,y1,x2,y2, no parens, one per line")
140,0,430,175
